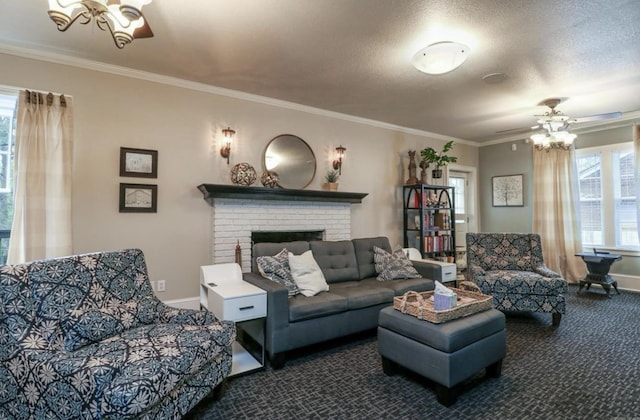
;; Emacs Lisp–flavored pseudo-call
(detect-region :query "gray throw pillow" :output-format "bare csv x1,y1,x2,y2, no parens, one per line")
373,245,422,281
257,248,301,297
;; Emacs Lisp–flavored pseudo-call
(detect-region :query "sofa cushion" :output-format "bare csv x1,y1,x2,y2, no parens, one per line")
373,245,421,281
309,240,359,283
329,281,394,309
252,241,310,273
31,321,235,419
288,293,348,322
256,248,300,297
480,270,569,295
288,250,329,297
360,277,434,296
352,237,392,280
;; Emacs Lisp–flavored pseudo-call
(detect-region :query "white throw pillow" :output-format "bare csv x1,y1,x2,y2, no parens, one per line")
288,250,329,297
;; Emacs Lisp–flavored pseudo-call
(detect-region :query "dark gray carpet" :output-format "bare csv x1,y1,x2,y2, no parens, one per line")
190,285,640,419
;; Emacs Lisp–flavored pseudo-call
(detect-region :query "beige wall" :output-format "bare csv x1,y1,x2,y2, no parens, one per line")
0,52,478,300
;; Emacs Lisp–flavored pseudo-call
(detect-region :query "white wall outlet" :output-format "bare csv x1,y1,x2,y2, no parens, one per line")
157,280,166,292
150,280,156,291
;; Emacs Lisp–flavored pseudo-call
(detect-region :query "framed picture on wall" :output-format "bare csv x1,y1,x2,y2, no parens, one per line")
119,183,158,213
492,174,524,207
120,147,158,178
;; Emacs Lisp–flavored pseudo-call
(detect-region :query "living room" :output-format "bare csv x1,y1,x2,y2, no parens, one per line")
1,1,639,418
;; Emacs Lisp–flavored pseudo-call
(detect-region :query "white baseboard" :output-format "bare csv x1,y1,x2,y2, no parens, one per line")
163,297,200,310
609,273,639,293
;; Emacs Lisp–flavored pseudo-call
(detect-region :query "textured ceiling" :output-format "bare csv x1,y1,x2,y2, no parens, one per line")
1,0,640,143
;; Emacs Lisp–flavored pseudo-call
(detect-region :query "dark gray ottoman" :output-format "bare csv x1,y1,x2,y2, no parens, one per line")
378,306,506,406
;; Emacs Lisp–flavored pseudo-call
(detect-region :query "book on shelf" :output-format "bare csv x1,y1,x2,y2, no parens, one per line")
423,233,453,253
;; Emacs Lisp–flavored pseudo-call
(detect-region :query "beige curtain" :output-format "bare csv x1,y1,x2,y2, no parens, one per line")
532,146,586,283
634,124,640,245
7,90,73,264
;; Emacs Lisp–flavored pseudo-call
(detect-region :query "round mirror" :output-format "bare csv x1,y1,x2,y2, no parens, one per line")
264,134,316,189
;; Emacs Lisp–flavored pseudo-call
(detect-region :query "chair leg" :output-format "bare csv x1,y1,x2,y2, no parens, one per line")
552,312,562,327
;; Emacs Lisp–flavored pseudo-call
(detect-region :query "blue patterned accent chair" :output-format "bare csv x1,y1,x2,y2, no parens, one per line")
0,249,235,419
466,233,568,326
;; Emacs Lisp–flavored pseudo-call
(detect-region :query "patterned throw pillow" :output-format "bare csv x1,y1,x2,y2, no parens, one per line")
256,248,300,297
373,245,422,281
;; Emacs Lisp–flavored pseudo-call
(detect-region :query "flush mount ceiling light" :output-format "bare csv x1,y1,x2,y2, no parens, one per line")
412,41,470,75
47,0,154,49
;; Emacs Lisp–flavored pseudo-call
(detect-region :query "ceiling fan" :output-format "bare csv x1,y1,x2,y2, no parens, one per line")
497,97,622,135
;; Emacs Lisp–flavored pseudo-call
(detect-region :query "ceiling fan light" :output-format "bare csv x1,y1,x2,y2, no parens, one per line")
530,133,547,144
48,0,153,48
559,132,577,145
412,41,469,75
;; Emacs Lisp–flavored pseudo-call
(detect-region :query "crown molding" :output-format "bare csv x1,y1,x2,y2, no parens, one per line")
0,42,476,146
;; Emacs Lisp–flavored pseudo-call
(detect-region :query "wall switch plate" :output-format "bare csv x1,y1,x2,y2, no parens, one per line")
157,280,166,292
150,280,155,291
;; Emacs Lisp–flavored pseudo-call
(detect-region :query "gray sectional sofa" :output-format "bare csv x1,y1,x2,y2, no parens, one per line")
243,236,435,368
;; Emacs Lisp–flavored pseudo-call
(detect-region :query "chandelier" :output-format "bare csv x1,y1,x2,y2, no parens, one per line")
48,0,154,49
530,102,576,151
530,130,576,151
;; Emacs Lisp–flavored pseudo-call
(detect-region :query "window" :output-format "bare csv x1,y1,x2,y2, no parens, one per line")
0,92,17,264
448,175,466,219
576,143,638,250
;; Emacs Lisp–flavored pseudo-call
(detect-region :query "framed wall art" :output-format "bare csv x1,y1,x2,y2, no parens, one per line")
492,174,524,207
120,147,158,178
119,183,158,213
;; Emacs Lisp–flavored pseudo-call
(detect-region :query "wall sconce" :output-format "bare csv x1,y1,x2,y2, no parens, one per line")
220,127,235,164
332,145,346,175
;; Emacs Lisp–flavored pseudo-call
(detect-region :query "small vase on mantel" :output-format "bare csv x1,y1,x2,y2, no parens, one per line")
324,170,340,191
324,182,339,191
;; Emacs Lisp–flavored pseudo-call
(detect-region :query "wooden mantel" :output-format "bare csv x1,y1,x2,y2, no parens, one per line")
197,184,368,205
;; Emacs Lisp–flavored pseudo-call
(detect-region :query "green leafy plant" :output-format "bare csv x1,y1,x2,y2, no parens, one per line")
420,140,458,169
325,170,340,183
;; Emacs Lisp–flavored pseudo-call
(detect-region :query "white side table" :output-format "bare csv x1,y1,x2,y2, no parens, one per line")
200,264,267,376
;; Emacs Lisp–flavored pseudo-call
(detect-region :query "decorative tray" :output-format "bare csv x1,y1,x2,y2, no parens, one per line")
393,287,493,324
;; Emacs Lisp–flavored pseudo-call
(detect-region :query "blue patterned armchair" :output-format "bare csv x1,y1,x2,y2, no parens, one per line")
466,233,568,326
0,249,235,419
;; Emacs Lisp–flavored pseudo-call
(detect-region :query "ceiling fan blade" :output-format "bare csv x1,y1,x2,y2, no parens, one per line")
496,124,539,134
570,112,622,123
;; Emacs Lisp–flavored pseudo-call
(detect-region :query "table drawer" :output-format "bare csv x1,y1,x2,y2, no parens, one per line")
223,294,266,321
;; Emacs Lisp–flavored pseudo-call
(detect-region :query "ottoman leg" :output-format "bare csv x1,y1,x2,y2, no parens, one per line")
381,356,399,376
486,359,503,378
552,312,562,327
436,384,457,407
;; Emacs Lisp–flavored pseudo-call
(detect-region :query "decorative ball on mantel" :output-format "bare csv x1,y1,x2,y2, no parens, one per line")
261,171,280,188
230,162,257,186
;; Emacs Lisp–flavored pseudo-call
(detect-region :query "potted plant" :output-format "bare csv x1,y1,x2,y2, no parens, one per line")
420,140,458,179
324,170,340,191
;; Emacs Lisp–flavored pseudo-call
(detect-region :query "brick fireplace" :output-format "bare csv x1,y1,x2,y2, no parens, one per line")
198,184,368,272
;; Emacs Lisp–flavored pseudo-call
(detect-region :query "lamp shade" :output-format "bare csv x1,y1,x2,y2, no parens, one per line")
412,41,470,75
